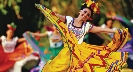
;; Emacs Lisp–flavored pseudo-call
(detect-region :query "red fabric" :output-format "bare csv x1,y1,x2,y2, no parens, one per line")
0,42,33,72
32,52,40,57
0,44,15,72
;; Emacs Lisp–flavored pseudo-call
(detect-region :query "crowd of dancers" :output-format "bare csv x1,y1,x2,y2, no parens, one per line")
0,0,133,72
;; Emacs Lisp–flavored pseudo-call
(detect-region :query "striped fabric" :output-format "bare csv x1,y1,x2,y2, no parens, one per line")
23,32,46,64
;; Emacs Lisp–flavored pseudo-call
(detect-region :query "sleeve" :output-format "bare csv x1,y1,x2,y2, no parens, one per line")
65,16,73,27
46,31,52,36
101,24,106,28
1,36,5,41
14,37,18,42
85,22,93,32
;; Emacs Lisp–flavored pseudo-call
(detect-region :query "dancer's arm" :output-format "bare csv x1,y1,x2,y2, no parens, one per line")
52,37,62,43
17,38,26,43
31,32,48,37
89,26,116,33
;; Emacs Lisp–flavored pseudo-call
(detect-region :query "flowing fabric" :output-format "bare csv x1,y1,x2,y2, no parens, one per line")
49,45,64,58
24,32,64,71
35,4,129,72
0,42,33,72
23,33,64,72
23,33,47,64
114,15,133,69
114,15,133,53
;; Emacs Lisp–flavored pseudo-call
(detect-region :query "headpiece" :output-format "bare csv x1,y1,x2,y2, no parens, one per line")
7,22,17,31
106,12,116,18
81,0,100,14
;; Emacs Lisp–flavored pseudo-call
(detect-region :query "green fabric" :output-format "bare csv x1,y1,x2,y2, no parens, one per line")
49,45,63,57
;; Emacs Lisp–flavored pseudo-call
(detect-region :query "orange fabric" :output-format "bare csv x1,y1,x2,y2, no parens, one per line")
0,42,33,72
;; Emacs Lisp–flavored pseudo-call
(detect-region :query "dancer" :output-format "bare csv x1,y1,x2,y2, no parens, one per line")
99,17,118,44
25,26,63,72
34,0,129,72
101,18,118,38
0,22,34,72
31,25,63,59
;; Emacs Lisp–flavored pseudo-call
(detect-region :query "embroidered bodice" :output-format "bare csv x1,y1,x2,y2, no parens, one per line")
1,36,18,53
65,16,93,44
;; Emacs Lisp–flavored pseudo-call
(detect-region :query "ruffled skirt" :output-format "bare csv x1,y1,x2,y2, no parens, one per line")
0,42,33,72
42,29,129,72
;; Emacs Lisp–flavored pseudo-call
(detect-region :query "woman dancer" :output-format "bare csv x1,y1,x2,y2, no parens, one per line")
28,25,63,72
34,0,129,72
0,23,34,72
31,25,63,59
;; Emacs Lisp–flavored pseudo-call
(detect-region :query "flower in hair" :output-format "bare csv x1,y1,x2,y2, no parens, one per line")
82,0,100,14
7,22,17,31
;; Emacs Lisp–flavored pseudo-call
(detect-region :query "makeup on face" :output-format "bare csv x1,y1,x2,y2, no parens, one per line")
79,8,92,21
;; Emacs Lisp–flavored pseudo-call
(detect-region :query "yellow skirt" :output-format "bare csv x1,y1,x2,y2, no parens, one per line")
42,29,128,72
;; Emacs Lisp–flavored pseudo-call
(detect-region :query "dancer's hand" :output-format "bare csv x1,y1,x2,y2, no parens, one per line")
30,32,36,37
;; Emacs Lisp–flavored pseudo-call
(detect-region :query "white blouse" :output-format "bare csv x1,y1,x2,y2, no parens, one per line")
1,36,18,53
65,16,93,44
46,31,63,48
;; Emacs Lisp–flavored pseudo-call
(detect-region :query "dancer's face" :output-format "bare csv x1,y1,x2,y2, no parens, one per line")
106,20,113,28
6,30,14,38
79,8,92,22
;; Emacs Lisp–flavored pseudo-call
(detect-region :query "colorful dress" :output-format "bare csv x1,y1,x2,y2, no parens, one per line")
34,4,129,72
114,15,133,69
29,31,63,72
114,15,133,53
46,31,64,58
0,36,33,72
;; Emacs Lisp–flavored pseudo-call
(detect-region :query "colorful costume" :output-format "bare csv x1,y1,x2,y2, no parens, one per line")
23,33,47,63
114,15,133,53
0,36,33,72
34,4,129,72
0,23,33,72
24,29,63,59
46,31,63,58
24,30,63,72
114,15,133,69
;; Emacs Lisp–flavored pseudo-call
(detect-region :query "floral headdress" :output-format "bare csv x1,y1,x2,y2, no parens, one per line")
81,0,100,14
7,22,17,31
106,12,116,18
